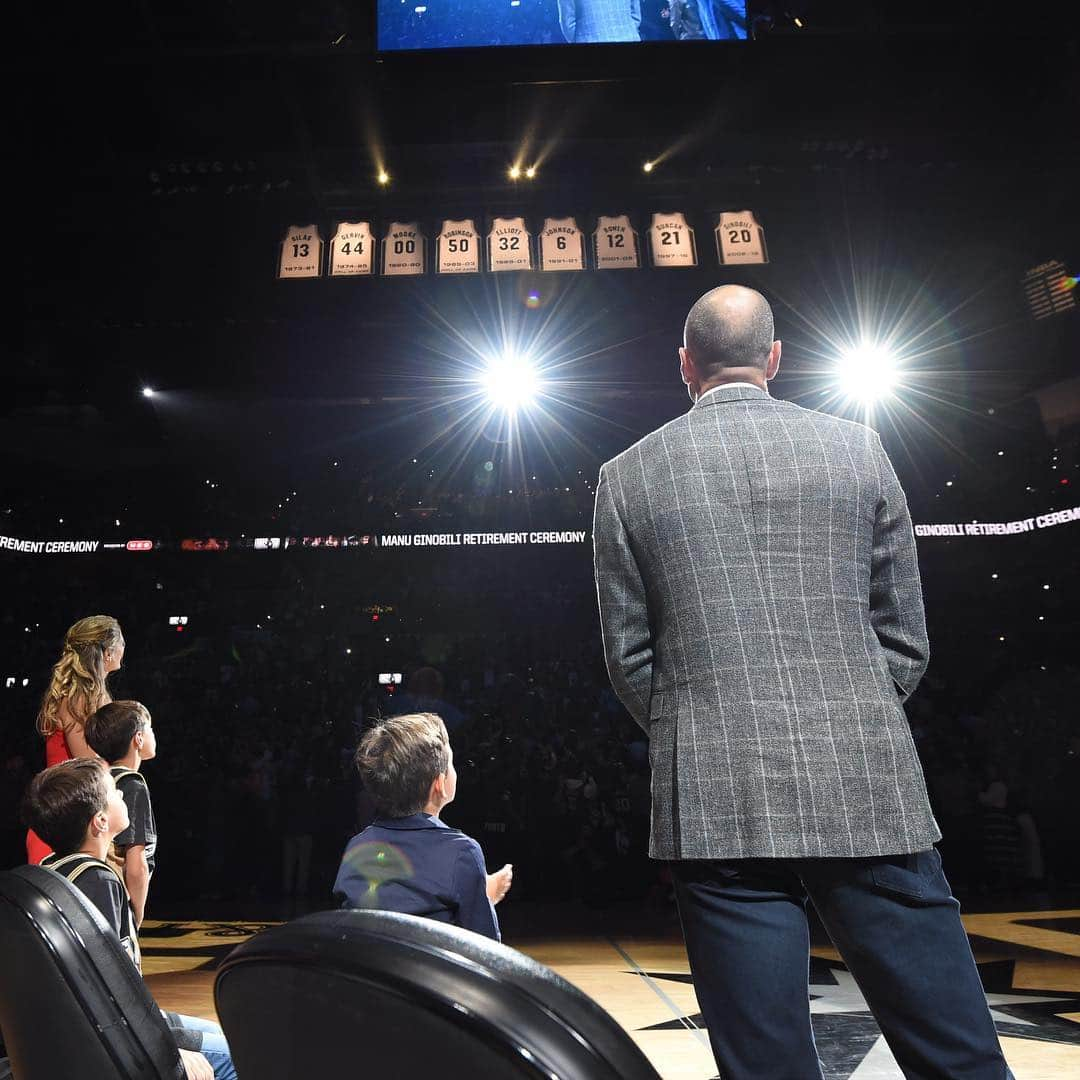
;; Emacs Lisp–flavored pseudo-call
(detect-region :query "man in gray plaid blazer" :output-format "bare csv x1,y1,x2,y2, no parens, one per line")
594,286,1012,1078
556,0,641,43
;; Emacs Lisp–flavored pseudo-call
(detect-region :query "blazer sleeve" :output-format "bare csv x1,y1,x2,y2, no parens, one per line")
869,434,929,702
593,463,653,731
556,0,576,41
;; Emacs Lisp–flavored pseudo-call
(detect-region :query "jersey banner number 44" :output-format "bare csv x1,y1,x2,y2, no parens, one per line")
329,222,374,276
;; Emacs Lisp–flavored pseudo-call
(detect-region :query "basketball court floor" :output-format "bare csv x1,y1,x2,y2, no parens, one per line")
145,906,1080,1078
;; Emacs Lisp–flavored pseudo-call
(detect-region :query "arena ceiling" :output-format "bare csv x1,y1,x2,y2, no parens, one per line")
5,2,1077,472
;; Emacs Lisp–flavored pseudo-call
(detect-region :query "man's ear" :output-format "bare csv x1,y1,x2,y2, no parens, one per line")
765,340,782,382
679,346,694,386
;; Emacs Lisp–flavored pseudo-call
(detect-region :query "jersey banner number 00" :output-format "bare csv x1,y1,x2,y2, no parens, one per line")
382,222,426,276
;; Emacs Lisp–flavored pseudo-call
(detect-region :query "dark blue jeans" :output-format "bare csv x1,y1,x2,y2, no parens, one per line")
672,850,1012,1080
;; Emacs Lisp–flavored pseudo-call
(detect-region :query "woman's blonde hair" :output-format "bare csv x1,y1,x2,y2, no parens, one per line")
36,616,123,737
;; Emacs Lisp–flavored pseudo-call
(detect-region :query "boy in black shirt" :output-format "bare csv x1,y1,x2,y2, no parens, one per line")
23,758,235,1080
84,700,157,925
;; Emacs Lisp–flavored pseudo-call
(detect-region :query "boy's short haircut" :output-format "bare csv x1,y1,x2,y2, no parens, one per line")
355,712,449,818
85,700,151,763
22,758,110,856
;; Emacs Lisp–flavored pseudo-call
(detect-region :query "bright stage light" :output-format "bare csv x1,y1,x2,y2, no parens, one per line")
480,352,541,413
833,343,900,406
142,387,156,398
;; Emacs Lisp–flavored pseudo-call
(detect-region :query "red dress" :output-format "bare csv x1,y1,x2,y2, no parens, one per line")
25,729,71,863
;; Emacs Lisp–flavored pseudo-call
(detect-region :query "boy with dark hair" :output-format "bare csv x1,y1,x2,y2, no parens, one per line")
84,700,156,925
22,758,235,1080
26,758,141,965
333,712,513,940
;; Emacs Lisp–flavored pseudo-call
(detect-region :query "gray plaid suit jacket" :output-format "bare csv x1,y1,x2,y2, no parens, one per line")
557,0,642,42
594,384,939,860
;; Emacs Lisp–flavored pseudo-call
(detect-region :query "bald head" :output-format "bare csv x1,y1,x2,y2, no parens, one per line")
683,286,775,377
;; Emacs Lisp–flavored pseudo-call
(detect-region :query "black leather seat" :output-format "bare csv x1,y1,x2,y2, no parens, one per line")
0,865,183,1080
215,909,661,1079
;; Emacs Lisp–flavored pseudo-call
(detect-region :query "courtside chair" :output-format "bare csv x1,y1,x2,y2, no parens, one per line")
0,865,183,1080
214,908,662,1079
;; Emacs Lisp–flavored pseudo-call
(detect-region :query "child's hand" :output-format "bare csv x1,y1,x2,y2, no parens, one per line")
179,1049,214,1080
486,863,513,904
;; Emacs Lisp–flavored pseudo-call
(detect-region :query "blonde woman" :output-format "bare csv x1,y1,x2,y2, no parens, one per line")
26,615,126,863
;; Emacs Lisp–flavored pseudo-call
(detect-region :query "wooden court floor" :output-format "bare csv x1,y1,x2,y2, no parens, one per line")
146,908,1080,1079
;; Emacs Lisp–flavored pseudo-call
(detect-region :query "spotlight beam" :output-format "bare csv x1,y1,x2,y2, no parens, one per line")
480,352,542,414
833,343,900,407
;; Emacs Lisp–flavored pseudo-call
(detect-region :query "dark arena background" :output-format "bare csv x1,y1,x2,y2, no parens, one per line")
2,3,1079,1078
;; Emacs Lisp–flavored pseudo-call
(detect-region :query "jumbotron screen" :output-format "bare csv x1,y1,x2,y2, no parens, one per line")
378,0,748,51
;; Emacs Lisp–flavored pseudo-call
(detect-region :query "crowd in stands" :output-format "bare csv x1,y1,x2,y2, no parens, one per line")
1,458,600,545
3,394,1076,547
2,434,1078,911
1,555,1076,915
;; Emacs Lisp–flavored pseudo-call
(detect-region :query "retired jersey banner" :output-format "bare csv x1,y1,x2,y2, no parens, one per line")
278,209,779,277
715,211,768,265
382,222,426,276
487,217,532,272
329,222,374,276
1023,259,1077,320
436,219,481,275
538,217,586,272
278,225,322,279
647,212,697,268
593,215,641,270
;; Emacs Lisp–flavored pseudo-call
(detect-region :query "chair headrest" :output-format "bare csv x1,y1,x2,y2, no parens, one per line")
0,865,182,1080
215,909,660,1080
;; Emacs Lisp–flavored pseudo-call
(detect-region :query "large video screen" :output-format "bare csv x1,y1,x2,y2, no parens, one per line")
378,0,748,51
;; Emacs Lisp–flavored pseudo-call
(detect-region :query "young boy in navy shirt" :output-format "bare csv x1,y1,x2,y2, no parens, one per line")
333,712,513,940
